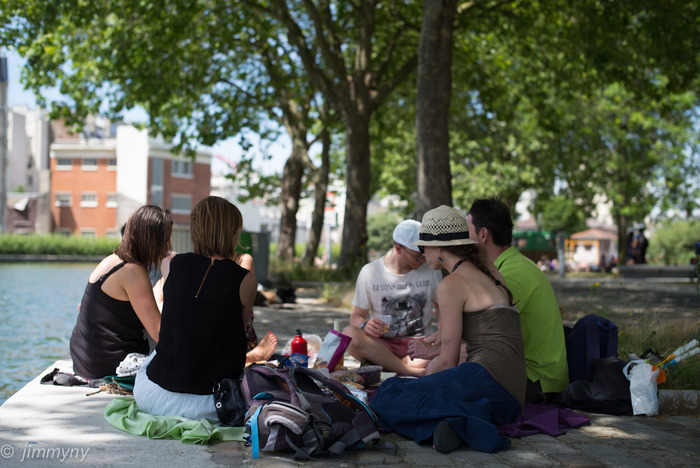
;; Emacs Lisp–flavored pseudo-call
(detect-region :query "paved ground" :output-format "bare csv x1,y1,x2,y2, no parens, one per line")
1,276,699,467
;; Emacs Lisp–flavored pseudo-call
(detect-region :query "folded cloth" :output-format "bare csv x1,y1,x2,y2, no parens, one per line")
104,397,246,445
498,402,590,438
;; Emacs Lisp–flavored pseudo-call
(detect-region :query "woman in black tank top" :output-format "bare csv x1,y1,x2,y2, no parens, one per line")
133,196,257,422
69,205,173,379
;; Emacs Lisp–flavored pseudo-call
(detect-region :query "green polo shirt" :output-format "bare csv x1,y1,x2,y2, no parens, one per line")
495,246,569,393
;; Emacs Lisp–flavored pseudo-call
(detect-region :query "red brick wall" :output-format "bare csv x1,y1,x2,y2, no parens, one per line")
50,158,117,235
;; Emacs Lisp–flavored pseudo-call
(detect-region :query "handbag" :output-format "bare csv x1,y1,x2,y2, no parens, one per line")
213,376,248,426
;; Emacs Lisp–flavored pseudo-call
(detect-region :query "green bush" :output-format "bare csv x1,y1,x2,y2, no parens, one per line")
0,234,119,256
268,258,355,283
648,219,700,265
366,212,401,254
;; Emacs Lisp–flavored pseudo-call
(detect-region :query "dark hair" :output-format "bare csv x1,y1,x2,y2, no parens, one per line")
190,196,243,259
115,205,173,271
468,198,513,247
442,244,498,283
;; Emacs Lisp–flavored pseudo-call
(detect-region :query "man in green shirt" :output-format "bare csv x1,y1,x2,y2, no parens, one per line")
467,198,569,402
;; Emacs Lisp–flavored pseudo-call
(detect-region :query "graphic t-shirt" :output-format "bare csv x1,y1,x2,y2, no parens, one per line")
352,257,442,337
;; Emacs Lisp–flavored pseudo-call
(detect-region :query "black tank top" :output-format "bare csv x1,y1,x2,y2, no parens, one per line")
146,253,248,395
70,262,149,379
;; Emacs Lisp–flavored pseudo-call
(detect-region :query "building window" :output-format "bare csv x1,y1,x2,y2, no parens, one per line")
152,190,163,207
80,192,98,208
151,158,164,207
55,192,72,207
172,159,193,178
106,229,120,238
108,158,117,171
80,229,97,238
56,158,72,170
171,194,192,214
54,228,72,236
106,192,118,208
82,158,98,171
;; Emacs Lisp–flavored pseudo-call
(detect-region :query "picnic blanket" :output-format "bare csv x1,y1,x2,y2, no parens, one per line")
498,402,590,438
104,397,246,444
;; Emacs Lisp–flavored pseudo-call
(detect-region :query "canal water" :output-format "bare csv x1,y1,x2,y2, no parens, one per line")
0,262,93,405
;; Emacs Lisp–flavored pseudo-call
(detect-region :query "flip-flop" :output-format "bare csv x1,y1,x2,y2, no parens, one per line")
433,421,464,453
53,372,89,386
40,368,60,384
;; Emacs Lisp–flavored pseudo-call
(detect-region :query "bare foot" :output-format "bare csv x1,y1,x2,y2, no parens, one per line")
245,331,278,364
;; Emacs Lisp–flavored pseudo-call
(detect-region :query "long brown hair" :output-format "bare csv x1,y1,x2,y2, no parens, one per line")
190,196,243,259
115,205,173,271
443,244,497,282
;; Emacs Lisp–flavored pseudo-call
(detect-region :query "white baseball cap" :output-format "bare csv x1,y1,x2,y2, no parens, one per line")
393,220,422,252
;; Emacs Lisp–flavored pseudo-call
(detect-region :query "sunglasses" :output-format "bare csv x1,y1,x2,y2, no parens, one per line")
418,245,425,254
400,245,424,261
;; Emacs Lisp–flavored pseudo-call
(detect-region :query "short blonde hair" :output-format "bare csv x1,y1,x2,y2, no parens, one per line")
190,196,243,259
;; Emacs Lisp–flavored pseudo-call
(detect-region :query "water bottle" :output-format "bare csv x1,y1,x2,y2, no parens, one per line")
290,329,308,356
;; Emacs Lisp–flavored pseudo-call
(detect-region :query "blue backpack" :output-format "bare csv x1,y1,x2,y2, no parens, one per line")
565,314,619,382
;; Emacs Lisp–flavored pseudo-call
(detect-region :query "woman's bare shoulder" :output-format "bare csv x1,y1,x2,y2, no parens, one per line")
236,253,255,271
88,254,122,282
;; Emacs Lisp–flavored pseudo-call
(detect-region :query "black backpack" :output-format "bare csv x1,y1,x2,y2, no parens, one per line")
565,314,618,383
242,364,380,460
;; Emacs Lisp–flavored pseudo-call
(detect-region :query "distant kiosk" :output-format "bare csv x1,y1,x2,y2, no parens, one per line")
512,230,557,263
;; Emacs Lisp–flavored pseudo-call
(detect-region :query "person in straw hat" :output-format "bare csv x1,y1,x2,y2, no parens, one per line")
369,205,526,454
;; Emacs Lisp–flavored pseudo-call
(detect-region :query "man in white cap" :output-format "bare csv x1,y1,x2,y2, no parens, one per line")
342,220,443,376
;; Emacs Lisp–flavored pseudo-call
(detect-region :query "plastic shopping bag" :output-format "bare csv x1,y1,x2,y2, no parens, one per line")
622,360,659,416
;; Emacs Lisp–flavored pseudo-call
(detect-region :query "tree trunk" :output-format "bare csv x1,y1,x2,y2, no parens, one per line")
415,0,457,218
339,109,372,271
277,148,304,261
302,124,331,266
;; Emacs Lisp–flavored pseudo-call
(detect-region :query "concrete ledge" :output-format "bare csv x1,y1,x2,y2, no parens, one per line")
0,360,215,467
659,389,700,415
0,254,103,263
618,265,695,278
2,360,699,467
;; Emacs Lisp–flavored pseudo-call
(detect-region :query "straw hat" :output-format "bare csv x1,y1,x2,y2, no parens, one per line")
413,205,477,247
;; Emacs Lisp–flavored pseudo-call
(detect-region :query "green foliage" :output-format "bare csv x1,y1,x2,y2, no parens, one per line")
0,234,119,256
647,219,700,265
533,195,589,235
366,212,401,255
617,319,700,391
270,242,341,261
268,258,355,284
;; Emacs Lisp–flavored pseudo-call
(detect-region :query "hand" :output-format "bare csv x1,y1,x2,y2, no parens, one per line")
408,338,440,360
362,317,386,338
423,331,441,345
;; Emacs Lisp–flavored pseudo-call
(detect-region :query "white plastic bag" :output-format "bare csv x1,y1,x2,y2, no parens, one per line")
622,360,659,416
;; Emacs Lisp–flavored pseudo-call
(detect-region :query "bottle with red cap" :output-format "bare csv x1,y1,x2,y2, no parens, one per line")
290,329,308,356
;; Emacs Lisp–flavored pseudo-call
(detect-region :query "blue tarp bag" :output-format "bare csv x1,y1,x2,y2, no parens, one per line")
565,314,618,382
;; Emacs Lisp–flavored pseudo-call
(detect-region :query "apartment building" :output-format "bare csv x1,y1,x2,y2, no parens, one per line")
50,121,211,237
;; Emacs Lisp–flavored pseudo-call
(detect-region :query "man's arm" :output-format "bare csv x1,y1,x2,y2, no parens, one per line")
349,305,386,338
349,305,370,329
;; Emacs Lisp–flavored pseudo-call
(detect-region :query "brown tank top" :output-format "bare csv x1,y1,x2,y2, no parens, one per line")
462,305,527,407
